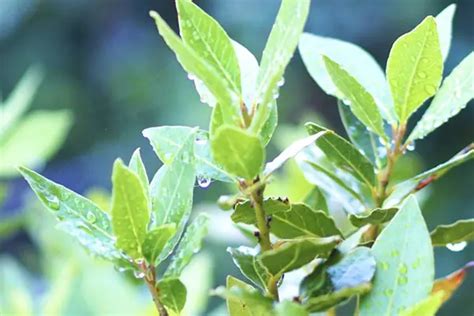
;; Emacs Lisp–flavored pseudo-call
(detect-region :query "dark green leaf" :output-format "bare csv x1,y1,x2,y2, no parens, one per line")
349,208,398,227
430,219,474,246
227,246,271,291
157,278,187,314
165,213,209,277
305,283,371,312
211,125,264,179
359,196,434,315
231,198,290,225
142,224,176,265
111,159,149,259
303,187,328,214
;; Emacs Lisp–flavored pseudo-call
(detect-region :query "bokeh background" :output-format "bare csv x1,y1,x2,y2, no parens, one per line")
1,0,473,315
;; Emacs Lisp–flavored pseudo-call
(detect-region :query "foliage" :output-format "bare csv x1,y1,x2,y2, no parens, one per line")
17,1,473,315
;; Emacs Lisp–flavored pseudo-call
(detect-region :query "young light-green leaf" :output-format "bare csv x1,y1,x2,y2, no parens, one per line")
128,148,149,198
359,195,434,316
408,52,474,142
435,4,456,62
298,33,395,123
386,16,443,123
142,224,176,265
399,292,444,316
349,208,398,227
225,276,262,316
430,219,474,246
271,203,342,239
157,278,187,314
211,125,265,179
275,300,308,316
111,159,150,259
164,213,209,277
323,56,386,139
19,167,118,260
227,246,272,291
231,198,290,225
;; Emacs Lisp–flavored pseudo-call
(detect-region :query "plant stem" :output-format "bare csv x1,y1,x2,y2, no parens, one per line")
140,263,168,316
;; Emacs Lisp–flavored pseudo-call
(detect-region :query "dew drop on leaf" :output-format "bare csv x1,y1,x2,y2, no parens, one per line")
399,263,408,274
424,85,436,94
133,270,145,279
197,176,211,189
397,275,408,285
384,289,394,296
86,211,97,224
381,262,389,270
446,241,467,252
417,71,427,78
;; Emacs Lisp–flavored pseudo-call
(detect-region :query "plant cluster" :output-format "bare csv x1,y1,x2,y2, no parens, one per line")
19,1,473,315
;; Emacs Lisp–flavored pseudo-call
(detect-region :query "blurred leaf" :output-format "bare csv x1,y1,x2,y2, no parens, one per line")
111,159,149,259
298,33,395,123
0,213,25,239
165,213,209,277
259,236,341,277
399,291,444,316
142,224,176,265
435,4,456,62
250,0,310,135
303,187,328,214
408,52,473,142
0,65,43,138
19,167,118,260
430,219,474,246
41,261,77,316
0,110,72,178
306,122,376,188
225,276,258,316
211,125,264,179
323,56,386,139
129,148,149,199
305,283,371,313
231,198,290,225
232,41,258,108
0,257,33,316
386,16,443,123
85,188,110,213
227,246,271,291
149,11,240,126
349,208,398,227
432,262,473,304
275,300,308,316
150,131,196,263
359,196,434,315
271,203,342,239
157,278,187,314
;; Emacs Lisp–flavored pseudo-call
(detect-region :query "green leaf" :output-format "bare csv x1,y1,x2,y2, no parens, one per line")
305,283,372,313
149,11,240,126
213,277,274,316
399,292,444,316
231,198,290,225
250,0,310,135
128,148,149,198
150,131,196,263
386,16,443,123
111,159,150,259
0,65,43,139
303,187,328,214
227,246,271,291
259,236,341,277
306,122,376,187
349,208,398,228
0,110,72,178
323,56,386,139
0,213,25,239
233,41,259,108
408,52,474,142
142,224,176,265
177,0,241,95
165,213,209,277
275,300,308,316
384,145,473,207
271,203,342,239
19,167,118,260
157,278,187,314
435,4,456,62
0,257,33,315
211,125,265,179
432,262,473,304
359,195,434,316
430,219,474,246
298,33,395,123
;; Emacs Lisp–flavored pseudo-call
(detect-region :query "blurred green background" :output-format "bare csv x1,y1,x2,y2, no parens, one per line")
1,0,473,315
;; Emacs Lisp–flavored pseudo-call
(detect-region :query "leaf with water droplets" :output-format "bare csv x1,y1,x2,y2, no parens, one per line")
435,4,456,62
430,219,474,246
164,213,209,277
408,52,473,142
399,291,444,316
149,131,196,263
111,159,150,259
142,224,176,265
432,262,473,304
249,0,310,136
227,246,272,291
387,16,443,123
359,195,434,316
298,33,396,123
211,125,265,180
157,278,187,314
128,148,149,199
19,167,118,260
349,208,398,227
323,56,386,139
231,198,290,225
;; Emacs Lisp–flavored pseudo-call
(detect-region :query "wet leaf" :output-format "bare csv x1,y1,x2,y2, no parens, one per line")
430,219,474,246
225,276,262,316
349,208,398,227
435,4,456,62
142,224,176,265
128,148,149,199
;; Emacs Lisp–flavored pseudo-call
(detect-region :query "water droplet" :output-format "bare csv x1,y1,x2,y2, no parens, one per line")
391,250,399,257
195,134,208,145
187,73,196,81
41,193,60,211
446,241,467,252
86,211,97,224
424,85,436,95
381,262,389,270
133,270,145,279
406,141,415,151
399,263,408,274
135,258,145,265
277,78,285,87
384,289,394,296
412,258,421,269
397,276,408,285
417,71,427,78
197,176,211,188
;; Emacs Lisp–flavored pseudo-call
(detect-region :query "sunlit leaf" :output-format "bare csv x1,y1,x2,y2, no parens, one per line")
349,208,398,228
399,291,444,316
435,4,456,62
225,276,261,316
386,16,443,123
128,148,149,200
142,224,176,265
157,278,187,314
430,219,474,246
432,262,473,303
359,196,434,315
